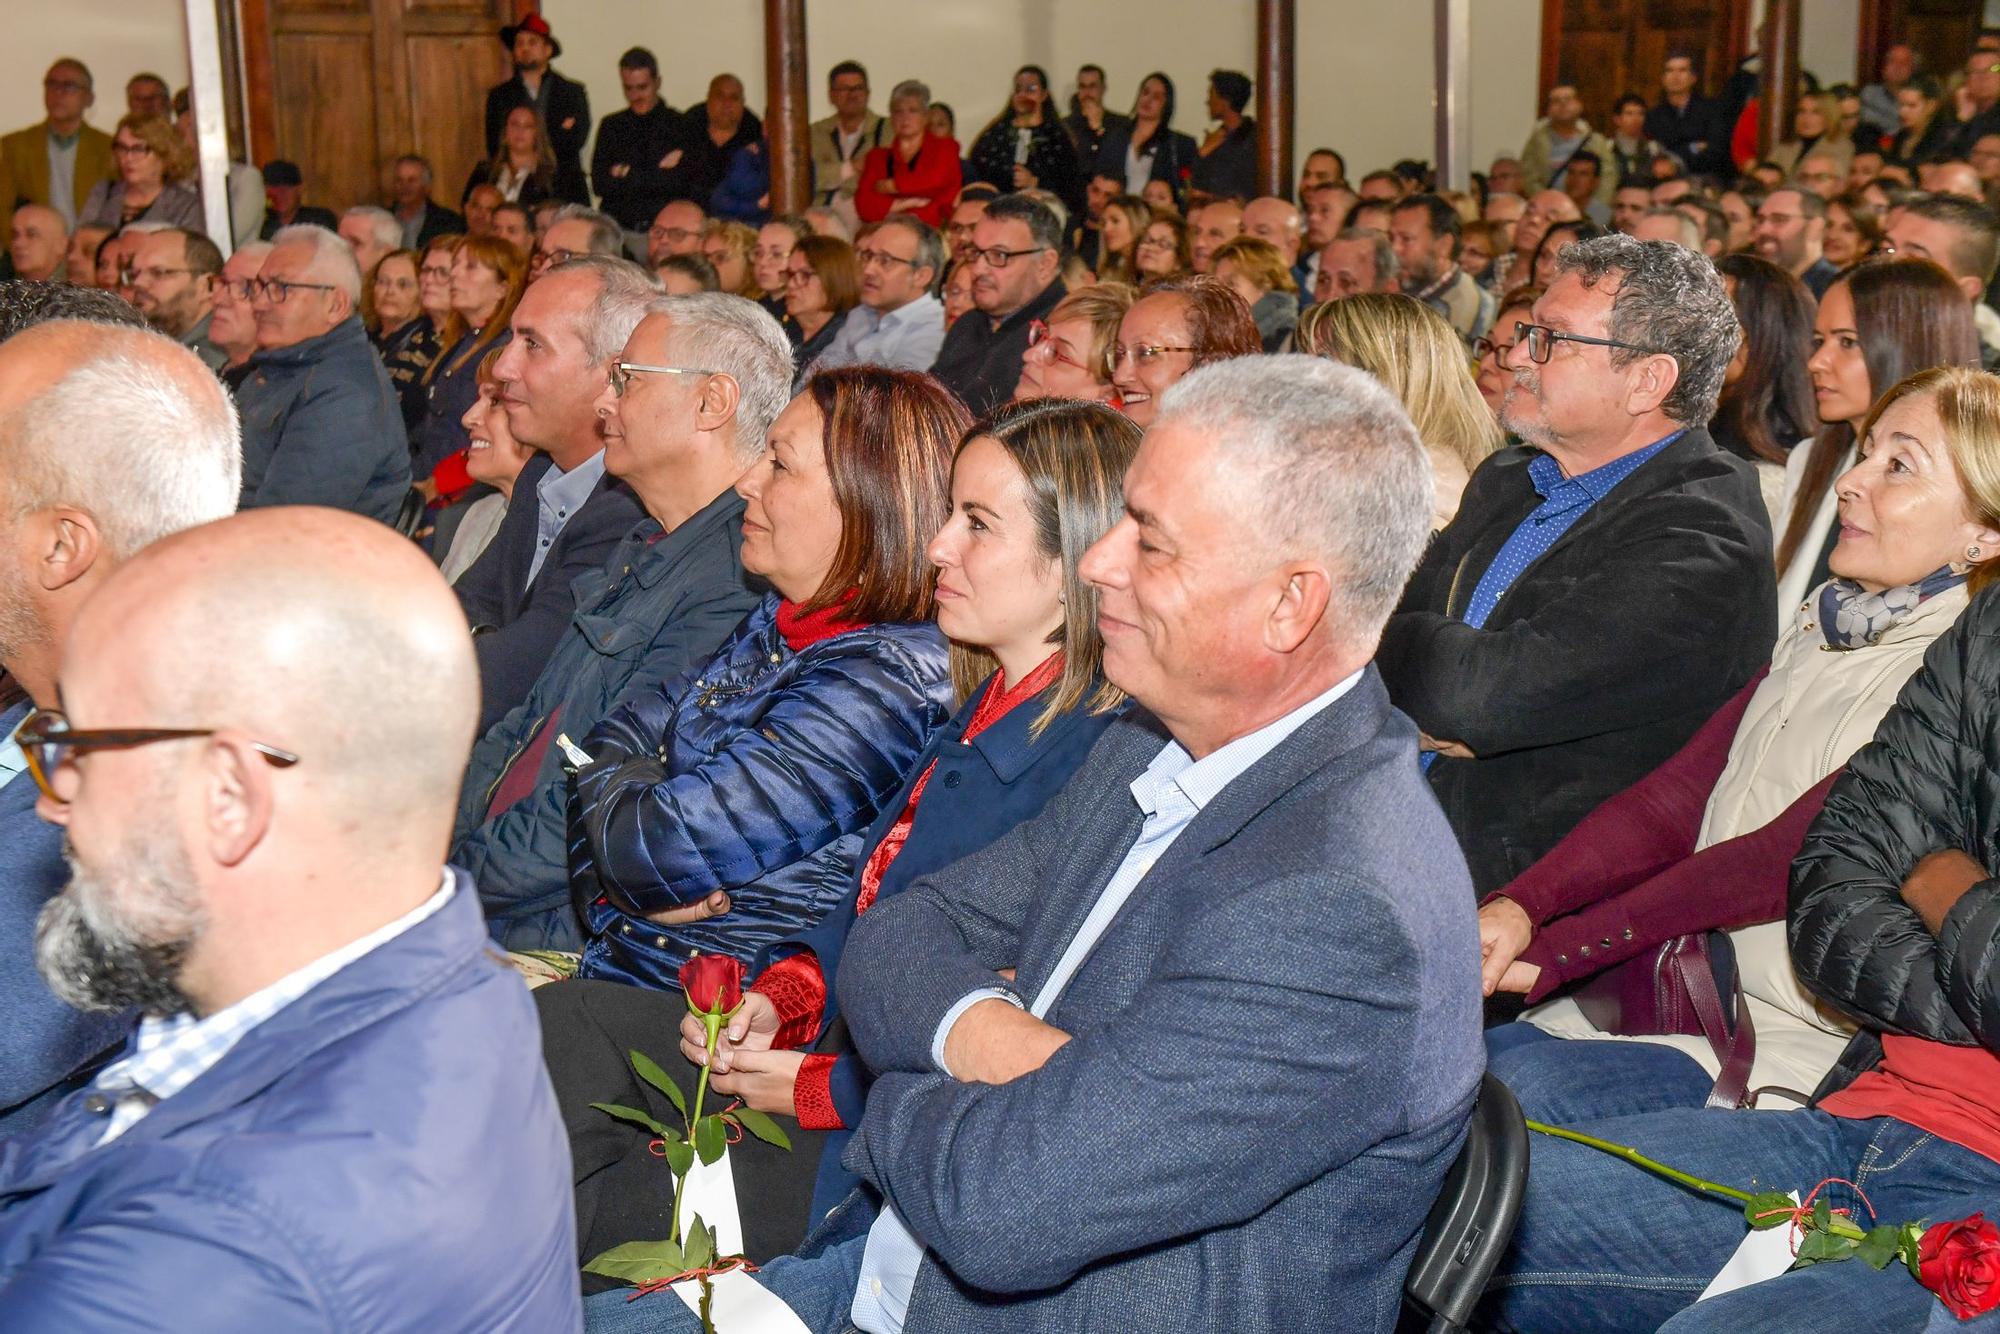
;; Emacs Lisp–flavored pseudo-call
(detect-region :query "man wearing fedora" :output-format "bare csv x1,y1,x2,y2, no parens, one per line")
484,14,591,202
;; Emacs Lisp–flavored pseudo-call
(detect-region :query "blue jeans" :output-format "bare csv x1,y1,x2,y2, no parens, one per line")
1484,1023,1715,1125
1480,1108,2000,1333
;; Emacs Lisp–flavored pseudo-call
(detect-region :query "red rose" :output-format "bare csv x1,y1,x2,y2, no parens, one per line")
1919,1214,2000,1319
679,954,743,1017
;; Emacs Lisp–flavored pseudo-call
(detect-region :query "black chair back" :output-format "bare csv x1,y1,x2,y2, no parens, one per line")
393,486,427,539
1402,1073,1530,1334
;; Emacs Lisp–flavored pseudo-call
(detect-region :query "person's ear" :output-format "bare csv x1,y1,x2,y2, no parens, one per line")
1625,352,1681,417
1262,560,1333,655
200,733,278,868
38,506,103,594
1960,272,1988,305
695,371,742,433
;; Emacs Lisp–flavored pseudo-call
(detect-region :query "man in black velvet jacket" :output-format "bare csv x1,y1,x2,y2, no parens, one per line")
1377,235,1776,896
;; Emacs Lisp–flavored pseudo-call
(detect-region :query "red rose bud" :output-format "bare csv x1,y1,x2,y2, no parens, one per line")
679,953,744,1017
1919,1214,2000,1320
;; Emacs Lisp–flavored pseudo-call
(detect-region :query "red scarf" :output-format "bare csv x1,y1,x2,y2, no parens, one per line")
854,652,1064,915
775,593,869,652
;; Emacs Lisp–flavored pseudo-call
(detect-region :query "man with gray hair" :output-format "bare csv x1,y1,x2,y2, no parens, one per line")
237,224,410,522
810,215,945,372
1378,234,1776,897
454,292,784,948
638,354,1482,1333
454,254,651,730
0,317,238,1136
336,205,401,278
530,203,624,282
1313,226,1399,303
387,153,465,250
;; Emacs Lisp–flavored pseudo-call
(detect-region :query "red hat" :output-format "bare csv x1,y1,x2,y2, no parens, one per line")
500,13,561,61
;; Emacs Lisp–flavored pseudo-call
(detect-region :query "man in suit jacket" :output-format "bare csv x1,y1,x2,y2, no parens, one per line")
1376,234,1776,897
809,60,887,218
0,319,237,1134
484,14,590,198
0,59,114,237
623,356,1484,1333
454,256,652,732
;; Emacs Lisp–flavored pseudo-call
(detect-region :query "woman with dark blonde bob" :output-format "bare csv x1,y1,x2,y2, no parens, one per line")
1015,282,1134,403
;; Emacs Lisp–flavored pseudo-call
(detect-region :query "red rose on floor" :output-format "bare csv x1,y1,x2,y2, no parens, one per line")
680,954,743,1017
1918,1214,2000,1319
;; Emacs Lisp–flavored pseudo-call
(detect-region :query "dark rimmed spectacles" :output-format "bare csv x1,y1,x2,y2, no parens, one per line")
968,245,1047,269
608,362,718,397
1513,320,1663,365
12,708,299,804
231,277,338,304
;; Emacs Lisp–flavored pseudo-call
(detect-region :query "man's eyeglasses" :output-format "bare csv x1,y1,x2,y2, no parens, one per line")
12,708,299,805
608,362,718,397
1512,321,1662,365
1110,341,1200,368
784,267,817,287
1026,320,1100,374
855,248,921,270
229,277,338,304
968,245,1047,269
650,225,699,244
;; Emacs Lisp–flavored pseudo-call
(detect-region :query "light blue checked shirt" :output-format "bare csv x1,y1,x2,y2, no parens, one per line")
89,872,456,1145
849,670,1364,1333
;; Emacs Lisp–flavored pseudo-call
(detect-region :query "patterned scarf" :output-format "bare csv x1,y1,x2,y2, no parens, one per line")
1815,565,1966,650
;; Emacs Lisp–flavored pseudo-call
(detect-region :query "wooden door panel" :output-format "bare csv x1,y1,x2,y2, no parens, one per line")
273,32,379,212
1546,0,1749,123
407,34,511,207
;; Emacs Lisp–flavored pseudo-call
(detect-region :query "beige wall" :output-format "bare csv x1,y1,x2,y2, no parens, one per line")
544,0,1545,191
0,0,188,135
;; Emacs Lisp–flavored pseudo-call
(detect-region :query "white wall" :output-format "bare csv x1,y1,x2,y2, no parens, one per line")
1799,0,1861,87
545,0,1545,189
0,0,188,134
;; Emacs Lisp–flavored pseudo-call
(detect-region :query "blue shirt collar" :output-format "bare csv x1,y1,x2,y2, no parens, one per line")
537,449,606,516
1527,429,1684,505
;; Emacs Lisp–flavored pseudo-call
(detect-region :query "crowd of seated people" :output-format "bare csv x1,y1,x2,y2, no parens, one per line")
16,17,2000,1334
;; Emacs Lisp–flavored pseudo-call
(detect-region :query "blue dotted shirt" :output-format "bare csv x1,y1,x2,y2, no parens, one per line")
1423,431,1682,771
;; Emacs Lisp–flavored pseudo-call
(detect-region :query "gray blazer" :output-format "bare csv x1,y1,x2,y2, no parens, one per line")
838,668,1485,1333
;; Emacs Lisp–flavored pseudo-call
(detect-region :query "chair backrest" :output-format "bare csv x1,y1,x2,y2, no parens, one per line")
394,486,427,539
1402,1072,1530,1334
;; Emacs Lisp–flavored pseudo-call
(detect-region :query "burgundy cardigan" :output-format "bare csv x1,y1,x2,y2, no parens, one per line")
1486,666,1841,1005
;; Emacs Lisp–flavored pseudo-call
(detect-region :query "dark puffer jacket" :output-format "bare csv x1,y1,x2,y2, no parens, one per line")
1791,586,2000,1092
570,594,952,990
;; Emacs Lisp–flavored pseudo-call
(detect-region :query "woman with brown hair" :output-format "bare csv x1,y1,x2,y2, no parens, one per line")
81,114,202,231
1014,282,1134,403
1769,90,1855,179
1133,209,1192,283
786,233,860,385
1108,274,1260,426
1776,257,1981,614
1298,292,1502,527
462,105,559,208
1822,190,1885,268
1712,254,1819,528
1094,194,1153,284
411,234,528,492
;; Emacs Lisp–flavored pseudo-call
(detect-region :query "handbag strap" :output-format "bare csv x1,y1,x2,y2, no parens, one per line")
1670,940,1757,1109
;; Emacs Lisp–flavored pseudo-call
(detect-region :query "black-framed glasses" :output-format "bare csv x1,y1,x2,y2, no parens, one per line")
968,245,1047,269
855,247,920,270
243,277,338,304
1473,332,1517,361
608,361,718,397
12,708,299,805
1513,320,1661,365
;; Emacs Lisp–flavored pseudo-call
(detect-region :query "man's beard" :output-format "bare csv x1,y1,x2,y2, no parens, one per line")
35,829,204,1017
1499,367,1554,447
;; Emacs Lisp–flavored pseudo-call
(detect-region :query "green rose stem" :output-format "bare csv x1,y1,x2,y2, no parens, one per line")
672,1006,726,1247
1527,1120,1755,1205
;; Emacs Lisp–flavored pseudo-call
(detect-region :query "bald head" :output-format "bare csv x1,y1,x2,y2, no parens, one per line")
1242,197,1303,265
1930,160,1986,201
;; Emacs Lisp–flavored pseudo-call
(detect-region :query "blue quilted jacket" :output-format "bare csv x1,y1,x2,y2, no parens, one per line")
570,595,951,989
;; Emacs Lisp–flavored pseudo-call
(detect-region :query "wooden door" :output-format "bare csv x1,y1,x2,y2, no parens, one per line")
1861,0,1985,89
240,0,514,215
1540,0,1753,126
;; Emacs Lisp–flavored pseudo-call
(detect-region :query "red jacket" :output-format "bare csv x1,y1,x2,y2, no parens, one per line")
854,134,962,228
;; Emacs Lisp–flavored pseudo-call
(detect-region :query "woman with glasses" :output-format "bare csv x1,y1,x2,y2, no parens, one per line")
1473,285,1541,421
462,106,560,209
1094,73,1197,210
965,65,1085,217
1108,275,1260,426
81,115,202,231
1478,366,2000,1127
1133,210,1192,284
699,219,762,299
1777,257,1980,615
785,234,859,388
548,396,1136,1287
1210,236,1300,352
369,247,439,429
855,79,962,230
1299,293,1502,528
1014,282,1133,403
940,258,976,328
1712,254,1818,530
411,235,527,499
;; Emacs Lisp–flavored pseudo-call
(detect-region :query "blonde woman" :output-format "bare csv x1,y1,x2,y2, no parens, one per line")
1209,235,1299,352
1015,282,1134,402
1094,195,1153,284
1297,292,1502,527
1768,90,1854,179
82,114,202,230
700,219,764,299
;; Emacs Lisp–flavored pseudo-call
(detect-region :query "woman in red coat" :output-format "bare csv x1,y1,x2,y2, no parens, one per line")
855,78,962,229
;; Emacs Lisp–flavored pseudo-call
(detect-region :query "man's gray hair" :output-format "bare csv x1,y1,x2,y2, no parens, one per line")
1551,233,1739,425
0,281,145,342
889,79,930,109
2,324,240,557
270,224,362,305
552,254,665,364
547,203,625,259
863,215,945,289
1332,226,1399,285
1638,206,1703,250
644,293,795,462
340,205,401,255
1155,355,1433,642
